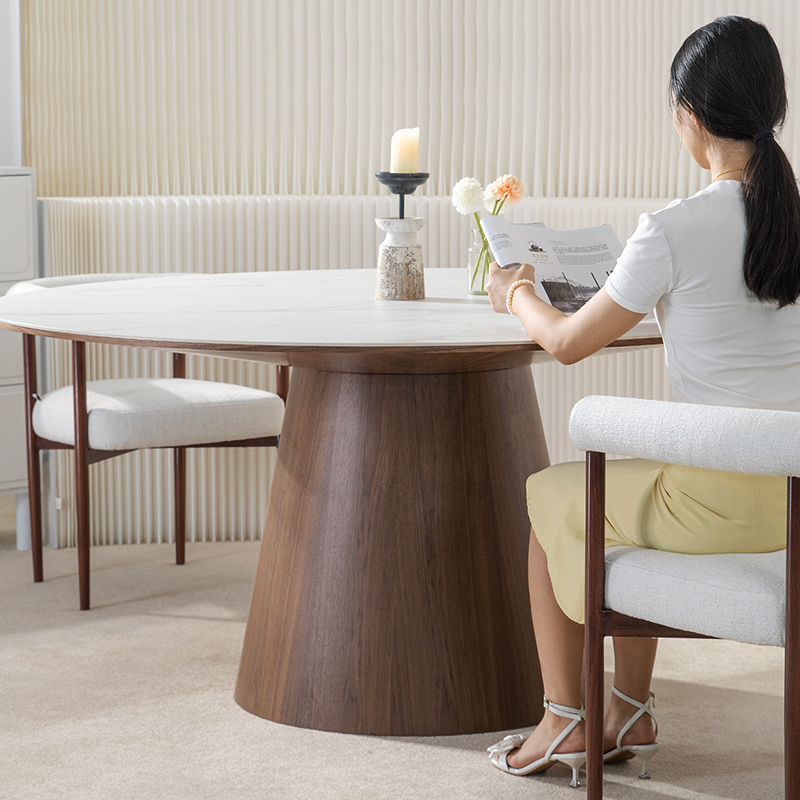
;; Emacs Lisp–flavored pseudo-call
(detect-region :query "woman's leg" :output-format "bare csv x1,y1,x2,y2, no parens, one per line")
508,529,658,769
507,528,585,768
605,638,659,749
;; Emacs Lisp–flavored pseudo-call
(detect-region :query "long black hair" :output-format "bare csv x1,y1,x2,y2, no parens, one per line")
670,16,800,308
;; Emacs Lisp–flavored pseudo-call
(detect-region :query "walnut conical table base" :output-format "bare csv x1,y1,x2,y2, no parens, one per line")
234,361,548,735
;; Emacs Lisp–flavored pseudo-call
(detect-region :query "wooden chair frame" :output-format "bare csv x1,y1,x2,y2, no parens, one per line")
584,450,800,798
23,333,289,610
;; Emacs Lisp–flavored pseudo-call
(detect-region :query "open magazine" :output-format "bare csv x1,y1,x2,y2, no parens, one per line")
480,216,624,314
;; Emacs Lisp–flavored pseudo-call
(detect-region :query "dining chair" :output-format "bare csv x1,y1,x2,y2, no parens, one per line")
10,274,288,610
569,395,799,799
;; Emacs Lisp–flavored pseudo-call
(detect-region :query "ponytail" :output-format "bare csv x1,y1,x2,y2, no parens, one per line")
671,16,800,308
741,135,800,308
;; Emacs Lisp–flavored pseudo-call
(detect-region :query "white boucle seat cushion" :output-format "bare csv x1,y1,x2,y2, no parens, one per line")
605,546,786,647
33,378,284,451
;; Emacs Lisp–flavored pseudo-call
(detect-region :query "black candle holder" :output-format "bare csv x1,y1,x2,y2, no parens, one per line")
375,172,430,219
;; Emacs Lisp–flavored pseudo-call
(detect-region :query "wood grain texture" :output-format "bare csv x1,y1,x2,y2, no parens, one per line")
0,321,661,375
786,476,800,800
235,365,548,735
276,365,290,401
174,447,187,566
602,611,713,639
0,321,546,362
287,348,538,374
72,341,91,611
173,354,187,565
23,334,43,584
585,451,606,798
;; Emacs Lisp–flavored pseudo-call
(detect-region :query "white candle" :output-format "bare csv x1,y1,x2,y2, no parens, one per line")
390,127,420,173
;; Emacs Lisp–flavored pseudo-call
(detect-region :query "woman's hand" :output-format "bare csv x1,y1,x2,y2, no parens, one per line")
485,262,537,314
485,260,646,364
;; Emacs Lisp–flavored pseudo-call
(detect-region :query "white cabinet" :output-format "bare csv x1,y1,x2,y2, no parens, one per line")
0,167,37,495
0,175,35,281
0,383,26,492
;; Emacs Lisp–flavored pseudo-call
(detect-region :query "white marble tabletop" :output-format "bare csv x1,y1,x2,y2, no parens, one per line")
0,269,660,354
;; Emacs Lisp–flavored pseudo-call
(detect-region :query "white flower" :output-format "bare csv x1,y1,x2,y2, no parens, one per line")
451,177,485,215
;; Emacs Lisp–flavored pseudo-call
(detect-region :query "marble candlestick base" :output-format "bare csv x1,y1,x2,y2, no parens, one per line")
375,217,425,301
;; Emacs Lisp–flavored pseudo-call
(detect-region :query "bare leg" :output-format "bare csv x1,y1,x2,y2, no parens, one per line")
508,529,658,769
604,637,659,752
507,528,585,768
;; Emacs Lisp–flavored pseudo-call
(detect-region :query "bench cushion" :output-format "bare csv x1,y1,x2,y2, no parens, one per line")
605,546,786,647
33,378,284,450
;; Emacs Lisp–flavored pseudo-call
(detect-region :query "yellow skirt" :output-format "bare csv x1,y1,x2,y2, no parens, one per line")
526,459,787,624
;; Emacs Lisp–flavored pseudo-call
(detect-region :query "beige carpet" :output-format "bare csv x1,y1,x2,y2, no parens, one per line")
0,539,785,800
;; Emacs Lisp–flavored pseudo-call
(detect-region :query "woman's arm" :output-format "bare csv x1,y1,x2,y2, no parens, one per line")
485,262,646,365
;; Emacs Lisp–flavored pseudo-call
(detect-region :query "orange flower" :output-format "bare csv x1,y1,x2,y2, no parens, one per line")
485,174,524,208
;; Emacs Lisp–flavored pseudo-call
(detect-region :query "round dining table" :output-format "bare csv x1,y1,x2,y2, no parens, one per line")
0,268,660,736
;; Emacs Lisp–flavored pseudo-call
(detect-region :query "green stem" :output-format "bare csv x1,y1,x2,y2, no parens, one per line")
480,246,490,292
470,246,482,287
471,211,494,293
473,211,490,249
469,238,491,293
468,194,511,293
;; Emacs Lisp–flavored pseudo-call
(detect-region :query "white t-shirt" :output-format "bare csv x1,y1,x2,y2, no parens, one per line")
605,180,800,410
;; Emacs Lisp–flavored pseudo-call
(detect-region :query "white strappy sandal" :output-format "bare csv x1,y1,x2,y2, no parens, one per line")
603,686,660,779
487,696,587,788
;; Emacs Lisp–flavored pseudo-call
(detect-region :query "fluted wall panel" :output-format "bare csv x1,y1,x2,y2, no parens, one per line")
40,193,669,275
22,0,800,200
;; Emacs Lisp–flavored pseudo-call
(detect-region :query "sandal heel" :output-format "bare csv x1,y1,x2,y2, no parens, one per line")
604,687,660,777
628,742,660,779
555,752,587,788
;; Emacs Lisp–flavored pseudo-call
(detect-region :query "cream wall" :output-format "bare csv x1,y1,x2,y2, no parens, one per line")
16,0,800,548
21,0,800,201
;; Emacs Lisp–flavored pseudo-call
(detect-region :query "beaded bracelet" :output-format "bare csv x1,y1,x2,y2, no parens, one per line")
506,279,536,316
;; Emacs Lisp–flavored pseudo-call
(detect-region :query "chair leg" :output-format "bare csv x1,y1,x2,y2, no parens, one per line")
786,476,800,799
171,352,187,566
585,451,607,798
23,334,44,583
27,450,43,582
788,646,799,800
72,341,91,610
276,365,290,403
174,447,186,565
585,623,605,798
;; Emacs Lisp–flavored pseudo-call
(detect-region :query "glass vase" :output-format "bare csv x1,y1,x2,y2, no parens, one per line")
467,227,491,295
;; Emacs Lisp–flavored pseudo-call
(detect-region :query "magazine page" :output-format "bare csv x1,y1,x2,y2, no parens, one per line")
479,216,545,268
480,216,624,313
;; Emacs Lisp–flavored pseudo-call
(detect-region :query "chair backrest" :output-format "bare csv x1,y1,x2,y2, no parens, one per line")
569,395,800,478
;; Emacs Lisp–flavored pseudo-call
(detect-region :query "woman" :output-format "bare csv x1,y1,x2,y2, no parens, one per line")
485,16,800,783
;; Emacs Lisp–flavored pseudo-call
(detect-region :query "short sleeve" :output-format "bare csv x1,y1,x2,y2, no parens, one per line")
605,212,673,314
